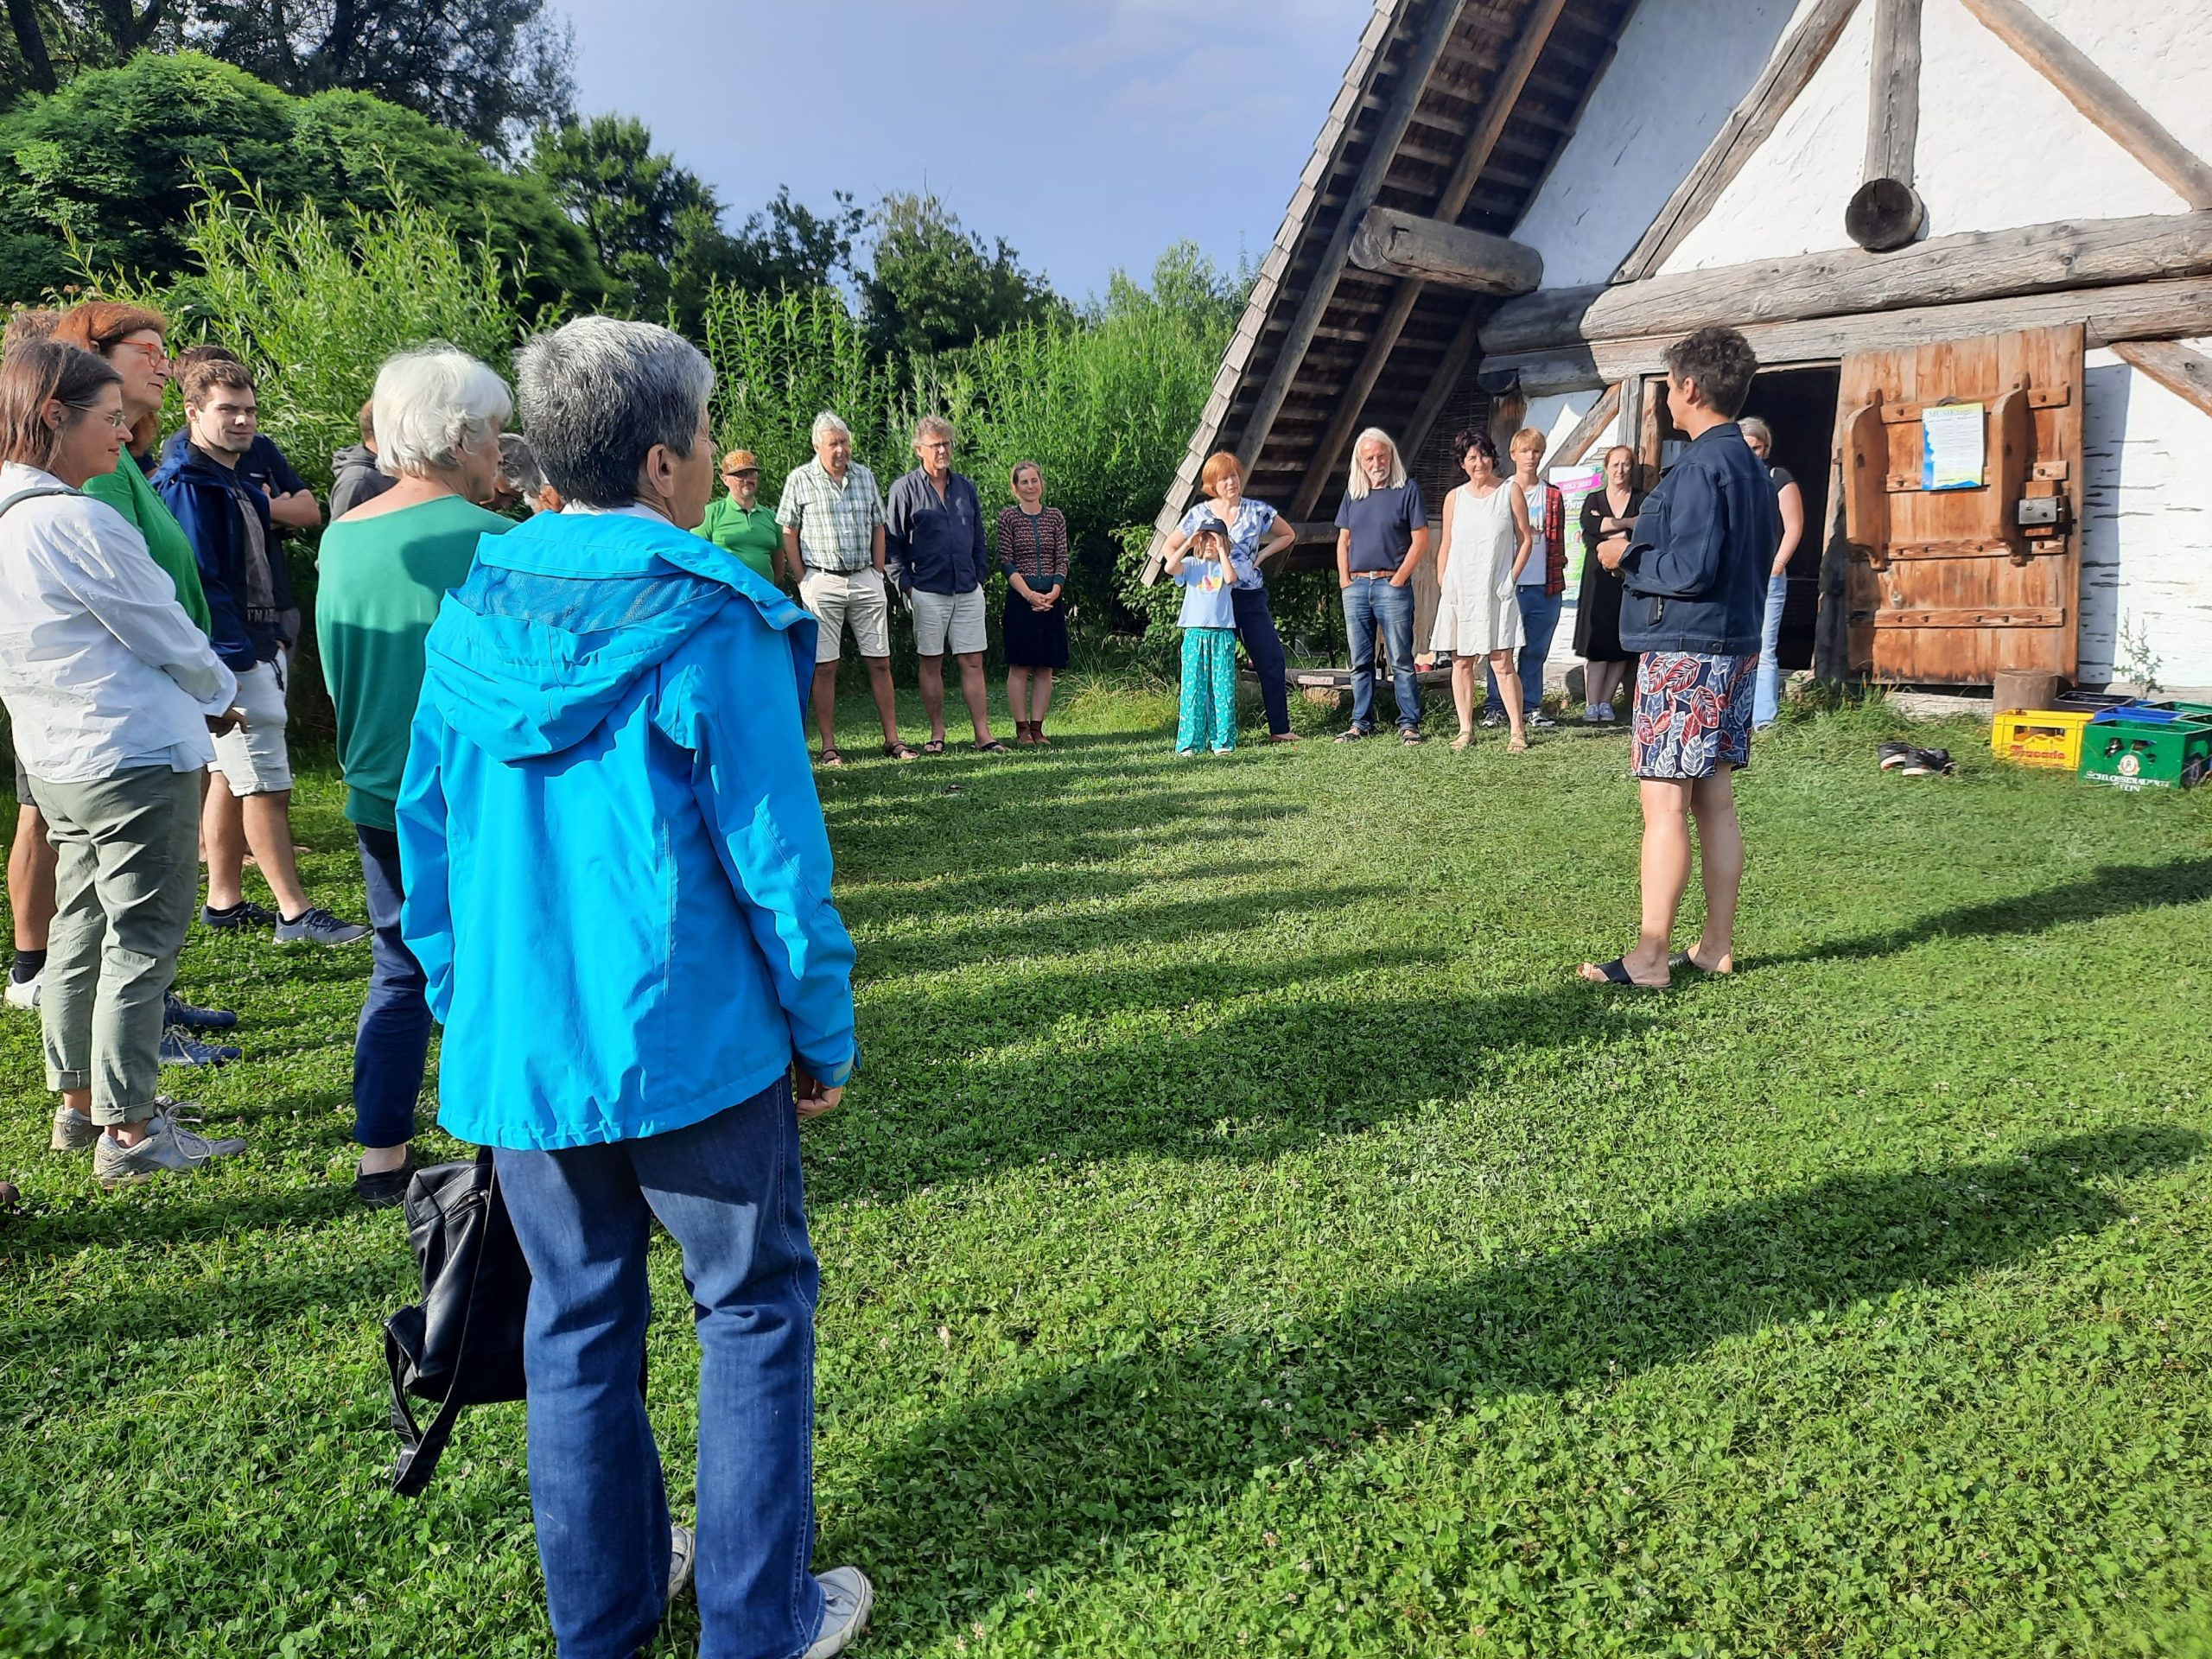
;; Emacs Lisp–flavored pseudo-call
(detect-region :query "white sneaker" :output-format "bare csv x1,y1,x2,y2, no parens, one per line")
666,1522,695,1609
5,968,39,1010
804,1567,874,1658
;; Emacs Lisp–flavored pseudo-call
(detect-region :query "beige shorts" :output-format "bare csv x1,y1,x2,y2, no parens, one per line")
799,568,891,664
910,585,988,658
209,656,292,796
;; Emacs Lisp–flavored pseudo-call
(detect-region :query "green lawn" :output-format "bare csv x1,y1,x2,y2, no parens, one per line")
4,683,2210,1657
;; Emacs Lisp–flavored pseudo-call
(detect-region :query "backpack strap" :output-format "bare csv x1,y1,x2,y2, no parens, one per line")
0,485,82,523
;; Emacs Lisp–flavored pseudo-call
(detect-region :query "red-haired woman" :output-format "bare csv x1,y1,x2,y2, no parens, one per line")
1161,449,1300,741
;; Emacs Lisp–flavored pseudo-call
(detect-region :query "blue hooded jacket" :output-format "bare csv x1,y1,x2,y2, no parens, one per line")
395,507,857,1151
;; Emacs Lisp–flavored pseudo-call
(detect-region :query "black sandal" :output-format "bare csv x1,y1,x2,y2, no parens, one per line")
882,740,919,760
974,739,1013,754
818,747,845,769
1668,948,1733,976
1580,956,1669,989
919,739,946,756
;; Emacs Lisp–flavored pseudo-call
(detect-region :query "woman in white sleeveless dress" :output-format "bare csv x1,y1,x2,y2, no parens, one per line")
1430,427,1533,751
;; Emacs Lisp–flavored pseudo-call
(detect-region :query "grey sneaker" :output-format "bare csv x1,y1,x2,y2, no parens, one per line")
202,899,281,931
1479,709,1506,728
92,1119,248,1188
1527,711,1559,729
667,1522,696,1610
274,906,369,946
51,1103,99,1151
804,1567,874,1659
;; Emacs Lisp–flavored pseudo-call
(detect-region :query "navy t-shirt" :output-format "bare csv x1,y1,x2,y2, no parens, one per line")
1335,480,1427,574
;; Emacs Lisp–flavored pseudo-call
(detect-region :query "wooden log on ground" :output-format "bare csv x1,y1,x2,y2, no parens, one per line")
1484,212,2212,354
1347,207,1543,295
1958,0,2212,209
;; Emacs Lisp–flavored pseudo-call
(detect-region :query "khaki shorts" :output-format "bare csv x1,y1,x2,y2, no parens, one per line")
209,656,293,796
799,568,891,664
911,585,988,657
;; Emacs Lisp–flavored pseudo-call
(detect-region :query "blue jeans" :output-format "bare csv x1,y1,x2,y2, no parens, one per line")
497,1081,824,1659
1343,577,1419,731
1753,572,1789,727
353,825,434,1147
1485,588,1563,718
1231,585,1291,737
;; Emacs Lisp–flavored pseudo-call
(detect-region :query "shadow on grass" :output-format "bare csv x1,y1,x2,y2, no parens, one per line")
828,1124,2200,1630
1762,855,2212,970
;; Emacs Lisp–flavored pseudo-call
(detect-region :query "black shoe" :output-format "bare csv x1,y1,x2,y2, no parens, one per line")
1333,726,1371,743
203,899,280,931
1878,741,1916,770
1901,747,1954,778
353,1154,417,1209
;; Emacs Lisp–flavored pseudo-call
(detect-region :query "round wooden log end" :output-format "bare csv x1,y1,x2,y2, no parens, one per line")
1847,179,1926,252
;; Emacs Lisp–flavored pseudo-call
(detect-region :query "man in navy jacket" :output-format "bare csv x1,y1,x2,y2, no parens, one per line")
1581,326,1778,990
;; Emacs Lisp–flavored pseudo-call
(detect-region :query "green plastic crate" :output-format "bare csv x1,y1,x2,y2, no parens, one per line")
2078,716,2212,791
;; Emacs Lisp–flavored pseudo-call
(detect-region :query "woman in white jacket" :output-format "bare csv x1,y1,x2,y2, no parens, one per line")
0,341,248,1187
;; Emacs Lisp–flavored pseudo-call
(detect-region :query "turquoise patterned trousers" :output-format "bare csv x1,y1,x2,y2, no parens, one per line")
1177,626,1239,753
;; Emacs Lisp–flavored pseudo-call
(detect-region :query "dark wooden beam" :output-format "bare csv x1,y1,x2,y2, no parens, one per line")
1347,207,1544,292
1613,0,1864,283
1481,276,2212,385
2112,340,2212,422
1487,210,2212,354
1400,302,1492,472
1864,0,1922,186
1290,0,1573,518
1959,0,2212,209
1232,0,1471,480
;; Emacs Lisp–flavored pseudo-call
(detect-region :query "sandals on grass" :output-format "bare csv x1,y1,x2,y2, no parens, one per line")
818,747,845,769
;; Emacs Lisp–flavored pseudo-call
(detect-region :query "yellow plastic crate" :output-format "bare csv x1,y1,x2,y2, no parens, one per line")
1991,708,2095,770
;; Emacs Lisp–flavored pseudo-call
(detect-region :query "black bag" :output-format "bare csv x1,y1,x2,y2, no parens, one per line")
383,1149,531,1496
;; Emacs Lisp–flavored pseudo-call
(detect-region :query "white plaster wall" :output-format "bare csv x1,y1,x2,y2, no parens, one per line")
1527,390,1618,460
1511,0,1808,284
2076,342,2212,687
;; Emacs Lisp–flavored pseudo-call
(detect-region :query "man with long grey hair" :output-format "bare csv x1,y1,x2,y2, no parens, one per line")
1332,426,1430,741
397,315,873,1659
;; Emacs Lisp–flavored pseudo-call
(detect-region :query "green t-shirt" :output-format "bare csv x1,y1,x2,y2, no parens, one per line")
83,449,213,636
694,496,782,582
315,494,513,830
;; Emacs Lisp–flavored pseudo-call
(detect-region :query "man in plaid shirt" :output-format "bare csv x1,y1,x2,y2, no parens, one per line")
777,411,914,766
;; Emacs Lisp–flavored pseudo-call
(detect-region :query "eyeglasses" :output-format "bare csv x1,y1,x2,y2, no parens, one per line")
109,340,168,370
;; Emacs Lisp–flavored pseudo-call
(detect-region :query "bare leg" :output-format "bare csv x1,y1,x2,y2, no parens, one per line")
10,808,54,952
202,781,247,911
956,652,993,743
1490,652,1527,748
1032,668,1055,726
241,793,310,918
917,654,948,742
1007,667,1030,728
1449,658,1476,741
1688,768,1744,970
810,661,840,753
864,655,901,746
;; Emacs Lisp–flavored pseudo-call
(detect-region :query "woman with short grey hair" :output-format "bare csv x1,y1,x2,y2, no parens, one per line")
317,343,514,1205
395,315,870,1659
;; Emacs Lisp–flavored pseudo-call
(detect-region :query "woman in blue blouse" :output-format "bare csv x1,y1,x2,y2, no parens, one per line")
1165,450,1299,742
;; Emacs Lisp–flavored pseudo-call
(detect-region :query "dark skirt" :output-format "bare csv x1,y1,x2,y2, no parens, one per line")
1572,563,1631,663
1002,589,1069,669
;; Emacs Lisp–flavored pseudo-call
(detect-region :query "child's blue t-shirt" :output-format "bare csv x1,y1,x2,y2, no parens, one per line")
1174,555,1236,629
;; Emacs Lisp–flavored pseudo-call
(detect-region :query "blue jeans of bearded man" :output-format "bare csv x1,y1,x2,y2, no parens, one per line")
1343,577,1419,732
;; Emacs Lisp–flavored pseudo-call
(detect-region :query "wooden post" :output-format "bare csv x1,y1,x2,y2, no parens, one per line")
2112,340,2212,421
1863,0,1923,187
1347,208,1543,293
1958,0,2212,209
1550,384,1623,467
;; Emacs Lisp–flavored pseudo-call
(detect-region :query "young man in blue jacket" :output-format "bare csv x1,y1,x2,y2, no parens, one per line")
1581,326,1778,990
154,358,364,946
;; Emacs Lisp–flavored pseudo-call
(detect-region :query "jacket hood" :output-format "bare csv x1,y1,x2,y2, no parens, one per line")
331,443,378,474
422,507,813,763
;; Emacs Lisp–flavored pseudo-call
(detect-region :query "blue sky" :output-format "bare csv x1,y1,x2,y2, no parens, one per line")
558,0,1370,301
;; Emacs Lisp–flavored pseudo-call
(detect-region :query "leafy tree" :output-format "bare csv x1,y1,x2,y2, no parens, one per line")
528,113,715,316
723,187,864,293
0,52,598,308
860,190,1063,361
2,0,575,150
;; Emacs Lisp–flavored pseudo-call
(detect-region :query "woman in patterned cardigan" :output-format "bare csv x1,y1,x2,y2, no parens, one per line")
996,460,1069,746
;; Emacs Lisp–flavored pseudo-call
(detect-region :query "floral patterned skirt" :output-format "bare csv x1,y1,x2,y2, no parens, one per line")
1630,651,1758,779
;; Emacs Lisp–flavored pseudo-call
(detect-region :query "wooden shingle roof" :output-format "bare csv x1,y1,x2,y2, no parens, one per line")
1147,0,1636,565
